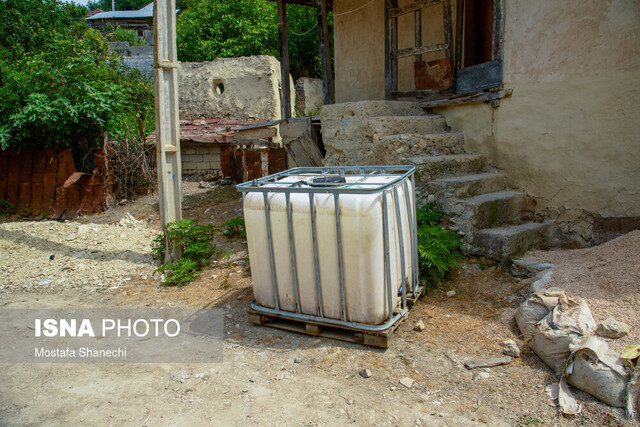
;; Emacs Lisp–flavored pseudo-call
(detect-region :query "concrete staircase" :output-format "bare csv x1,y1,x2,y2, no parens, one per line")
321,101,552,261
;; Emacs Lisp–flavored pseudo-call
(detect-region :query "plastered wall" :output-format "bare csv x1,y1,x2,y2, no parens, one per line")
334,0,457,100
332,0,640,238
178,55,294,121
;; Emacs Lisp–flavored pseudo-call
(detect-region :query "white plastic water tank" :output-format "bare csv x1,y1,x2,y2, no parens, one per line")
240,168,416,325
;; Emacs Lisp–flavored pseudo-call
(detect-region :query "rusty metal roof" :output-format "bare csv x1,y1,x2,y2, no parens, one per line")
146,118,276,144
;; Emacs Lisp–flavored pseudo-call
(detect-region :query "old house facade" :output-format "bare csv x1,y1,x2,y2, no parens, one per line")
322,0,639,245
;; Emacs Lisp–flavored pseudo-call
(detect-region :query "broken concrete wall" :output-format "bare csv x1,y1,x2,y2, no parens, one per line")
178,55,295,121
331,0,640,243
295,78,323,116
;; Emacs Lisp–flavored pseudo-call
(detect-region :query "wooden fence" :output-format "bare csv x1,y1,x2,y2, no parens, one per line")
0,148,110,219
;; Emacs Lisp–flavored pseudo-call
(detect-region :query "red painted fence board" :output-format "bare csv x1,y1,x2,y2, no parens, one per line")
17,150,34,213
6,151,20,206
1,148,110,218
42,148,58,215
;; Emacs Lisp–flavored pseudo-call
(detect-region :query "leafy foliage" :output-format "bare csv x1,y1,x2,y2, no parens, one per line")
104,24,146,46
416,204,463,289
152,219,220,286
176,0,331,78
0,0,154,172
223,217,246,239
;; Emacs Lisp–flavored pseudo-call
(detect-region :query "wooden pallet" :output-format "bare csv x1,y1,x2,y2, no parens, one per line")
247,308,408,348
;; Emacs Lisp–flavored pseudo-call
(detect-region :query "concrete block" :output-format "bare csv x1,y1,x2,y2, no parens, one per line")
279,117,311,139
178,55,295,121
235,127,277,141
295,77,323,116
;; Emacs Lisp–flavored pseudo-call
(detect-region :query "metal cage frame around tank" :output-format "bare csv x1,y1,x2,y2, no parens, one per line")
236,165,421,332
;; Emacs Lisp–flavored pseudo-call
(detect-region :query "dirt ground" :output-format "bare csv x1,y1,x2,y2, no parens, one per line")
0,183,637,426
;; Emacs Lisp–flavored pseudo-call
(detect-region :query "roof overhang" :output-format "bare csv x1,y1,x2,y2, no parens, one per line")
264,0,333,10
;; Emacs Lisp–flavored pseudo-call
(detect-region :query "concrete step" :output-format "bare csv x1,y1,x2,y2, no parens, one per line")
322,100,426,118
374,133,465,158
323,116,448,141
451,190,529,230
428,172,507,198
407,154,486,179
464,220,554,261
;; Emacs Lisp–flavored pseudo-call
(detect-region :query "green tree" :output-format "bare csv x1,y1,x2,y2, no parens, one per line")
176,0,330,79
0,0,154,171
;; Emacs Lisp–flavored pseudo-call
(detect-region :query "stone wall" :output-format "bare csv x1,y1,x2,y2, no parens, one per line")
109,43,154,80
178,56,295,121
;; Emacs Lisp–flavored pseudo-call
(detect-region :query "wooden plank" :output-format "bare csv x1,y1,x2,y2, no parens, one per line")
6,151,20,206
79,175,94,214
66,181,81,218
492,0,504,61
390,0,439,18
17,150,33,214
246,308,402,348
442,0,454,91
284,134,323,167
316,0,334,105
454,0,464,71
53,151,70,219
414,8,422,63
392,43,449,59
465,357,512,369
455,60,502,94
42,148,58,215
0,150,7,201
92,181,105,213
393,88,449,98
420,88,511,108
234,127,277,141
391,13,398,99
277,0,291,119
384,0,392,100
29,151,47,215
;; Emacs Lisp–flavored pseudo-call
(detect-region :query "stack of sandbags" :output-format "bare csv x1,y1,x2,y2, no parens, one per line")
514,289,639,417
529,294,597,374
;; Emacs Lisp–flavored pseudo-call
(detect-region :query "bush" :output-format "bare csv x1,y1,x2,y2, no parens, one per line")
0,0,154,173
104,24,146,47
152,219,220,287
223,217,246,239
416,204,463,289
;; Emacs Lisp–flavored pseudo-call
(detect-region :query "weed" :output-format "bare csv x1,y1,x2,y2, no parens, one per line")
0,200,16,214
516,415,541,426
416,203,463,290
220,272,231,289
152,219,220,287
223,217,246,239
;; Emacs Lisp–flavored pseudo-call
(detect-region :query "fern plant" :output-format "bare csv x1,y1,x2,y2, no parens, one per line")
416,204,463,289
152,219,220,286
